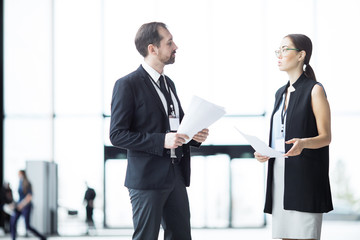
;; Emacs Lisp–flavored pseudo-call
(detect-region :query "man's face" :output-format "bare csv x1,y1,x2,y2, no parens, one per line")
155,27,178,65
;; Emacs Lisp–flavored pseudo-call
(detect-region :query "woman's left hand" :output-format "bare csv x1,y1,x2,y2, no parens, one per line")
284,138,305,157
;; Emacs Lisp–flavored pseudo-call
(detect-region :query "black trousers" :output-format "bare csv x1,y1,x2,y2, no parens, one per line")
128,164,191,240
86,205,94,224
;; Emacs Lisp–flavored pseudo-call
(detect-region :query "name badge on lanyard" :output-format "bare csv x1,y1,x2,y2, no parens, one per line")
275,137,285,153
274,118,285,153
169,116,180,132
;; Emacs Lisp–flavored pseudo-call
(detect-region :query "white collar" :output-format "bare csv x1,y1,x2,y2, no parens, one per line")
142,61,164,83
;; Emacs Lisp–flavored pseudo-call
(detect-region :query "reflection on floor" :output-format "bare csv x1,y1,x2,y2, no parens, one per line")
2,221,360,240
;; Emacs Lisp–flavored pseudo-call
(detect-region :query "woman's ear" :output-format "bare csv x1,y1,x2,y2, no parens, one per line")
299,50,306,62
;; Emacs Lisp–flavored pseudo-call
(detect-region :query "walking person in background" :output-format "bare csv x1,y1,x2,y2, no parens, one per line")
254,34,333,240
10,170,47,240
83,182,96,232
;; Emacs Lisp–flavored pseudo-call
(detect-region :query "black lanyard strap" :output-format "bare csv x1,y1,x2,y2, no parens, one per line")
148,73,176,117
281,94,288,133
158,75,176,116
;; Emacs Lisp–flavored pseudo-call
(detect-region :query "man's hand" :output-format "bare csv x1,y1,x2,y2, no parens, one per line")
164,132,189,149
192,128,209,143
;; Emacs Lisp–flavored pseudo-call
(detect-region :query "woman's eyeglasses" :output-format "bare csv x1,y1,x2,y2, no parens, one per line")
275,48,300,57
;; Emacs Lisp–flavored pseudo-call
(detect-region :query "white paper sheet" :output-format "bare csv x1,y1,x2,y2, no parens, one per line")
177,96,226,143
234,127,285,158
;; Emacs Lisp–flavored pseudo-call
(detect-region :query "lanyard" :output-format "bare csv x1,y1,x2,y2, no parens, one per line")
280,85,295,135
148,74,176,117
280,94,288,134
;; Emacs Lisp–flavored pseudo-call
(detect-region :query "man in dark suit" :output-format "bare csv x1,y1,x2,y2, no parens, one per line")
109,22,209,240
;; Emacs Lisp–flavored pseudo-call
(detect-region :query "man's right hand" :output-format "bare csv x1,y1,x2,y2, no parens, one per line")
164,132,189,149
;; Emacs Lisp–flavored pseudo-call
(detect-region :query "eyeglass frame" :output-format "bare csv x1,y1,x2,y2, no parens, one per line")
275,48,301,57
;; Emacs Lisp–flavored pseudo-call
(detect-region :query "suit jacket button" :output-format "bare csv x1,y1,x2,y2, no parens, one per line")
167,150,170,154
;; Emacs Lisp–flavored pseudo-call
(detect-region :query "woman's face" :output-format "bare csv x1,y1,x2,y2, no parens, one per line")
277,37,302,72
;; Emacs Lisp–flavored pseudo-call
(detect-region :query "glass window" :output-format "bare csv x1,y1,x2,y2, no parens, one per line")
103,0,268,116
54,0,103,115
4,0,52,115
329,115,360,213
104,160,132,227
316,0,360,112
189,155,230,228
4,118,53,187
4,0,360,233
231,158,265,227
54,116,104,221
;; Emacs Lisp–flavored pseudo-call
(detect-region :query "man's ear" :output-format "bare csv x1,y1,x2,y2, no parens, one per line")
148,44,158,56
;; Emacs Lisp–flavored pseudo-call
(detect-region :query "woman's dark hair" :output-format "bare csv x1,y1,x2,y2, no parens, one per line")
19,170,31,194
285,34,317,81
135,22,167,57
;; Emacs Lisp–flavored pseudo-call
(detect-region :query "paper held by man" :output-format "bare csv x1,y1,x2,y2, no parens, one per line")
177,95,226,144
234,127,286,158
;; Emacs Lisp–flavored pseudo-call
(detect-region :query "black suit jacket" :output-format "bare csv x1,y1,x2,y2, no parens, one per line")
110,65,199,190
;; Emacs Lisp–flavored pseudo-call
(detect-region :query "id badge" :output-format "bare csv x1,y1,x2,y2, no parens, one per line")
169,117,180,131
275,138,285,154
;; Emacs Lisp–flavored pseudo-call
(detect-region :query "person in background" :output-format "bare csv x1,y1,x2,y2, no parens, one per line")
110,22,209,240
10,170,47,240
0,183,7,235
254,34,333,240
83,182,96,229
0,182,14,233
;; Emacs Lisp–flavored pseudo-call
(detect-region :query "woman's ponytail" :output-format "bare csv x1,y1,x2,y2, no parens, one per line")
304,64,317,82
286,34,317,82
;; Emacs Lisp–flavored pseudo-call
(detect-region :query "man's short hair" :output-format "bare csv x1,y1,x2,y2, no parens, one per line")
135,22,167,57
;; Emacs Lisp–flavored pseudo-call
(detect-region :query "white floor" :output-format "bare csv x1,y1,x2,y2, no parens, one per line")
2,221,360,240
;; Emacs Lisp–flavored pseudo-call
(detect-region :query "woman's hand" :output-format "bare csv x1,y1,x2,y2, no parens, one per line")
284,138,305,157
254,152,270,163
16,203,23,211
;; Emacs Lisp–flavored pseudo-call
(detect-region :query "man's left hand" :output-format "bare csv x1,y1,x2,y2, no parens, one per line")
192,128,209,143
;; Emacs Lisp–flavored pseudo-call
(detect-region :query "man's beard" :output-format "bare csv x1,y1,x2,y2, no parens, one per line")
164,51,176,65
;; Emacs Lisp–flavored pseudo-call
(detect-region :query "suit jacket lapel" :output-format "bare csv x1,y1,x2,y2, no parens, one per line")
138,66,168,118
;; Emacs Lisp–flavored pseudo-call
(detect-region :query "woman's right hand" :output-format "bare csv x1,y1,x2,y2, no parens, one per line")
254,152,270,163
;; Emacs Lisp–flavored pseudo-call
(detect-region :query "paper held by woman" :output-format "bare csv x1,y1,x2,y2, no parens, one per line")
234,127,286,158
